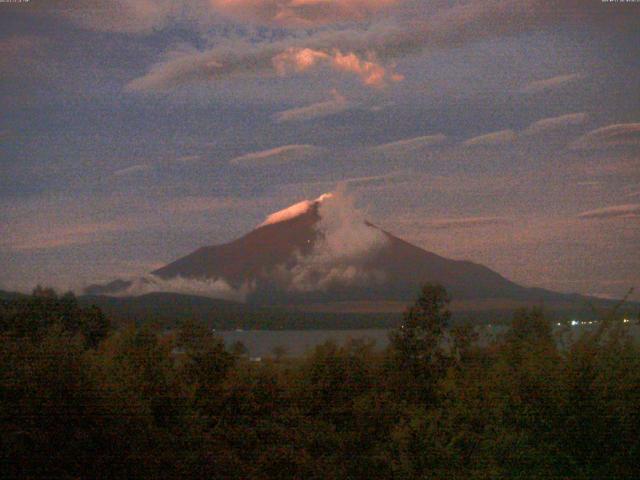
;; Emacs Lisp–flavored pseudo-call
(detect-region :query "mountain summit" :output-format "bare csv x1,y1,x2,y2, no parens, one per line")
85,193,584,311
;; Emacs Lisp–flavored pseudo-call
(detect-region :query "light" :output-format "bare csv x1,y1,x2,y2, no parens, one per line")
623,318,630,324
571,320,579,326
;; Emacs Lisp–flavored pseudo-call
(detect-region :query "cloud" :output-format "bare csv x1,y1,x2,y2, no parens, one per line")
126,0,635,92
273,90,352,123
522,112,589,136
210,0,401,27
343,171,411,189
462,129,517,147
113,164,152,176
229,144,325,167
453,111,589,149
373,133,447,154
279,190,389,292
577,204,640,220
520,73,583,94
125,39,405,92
34,0,397,34
272,47,403,87
570,123,640,150
43,0,640,36
33,0,384,36
423,216,511,229
117,274,250,301
0,221,132,252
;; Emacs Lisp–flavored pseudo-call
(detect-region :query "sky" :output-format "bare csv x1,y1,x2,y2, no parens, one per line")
1,0,639,300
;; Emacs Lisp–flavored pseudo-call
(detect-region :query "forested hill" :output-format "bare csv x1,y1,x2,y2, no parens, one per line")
2,288,637,330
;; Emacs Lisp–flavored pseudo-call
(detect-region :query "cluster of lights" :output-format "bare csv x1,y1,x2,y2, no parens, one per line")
563,319,633,327
568,320,597,327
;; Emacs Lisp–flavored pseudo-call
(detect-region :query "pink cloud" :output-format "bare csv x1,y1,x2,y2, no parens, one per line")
229,144,326,167
122,0,639,90
462,129,517,147
522,113,589,136
210,0,401,27
273,47,402,87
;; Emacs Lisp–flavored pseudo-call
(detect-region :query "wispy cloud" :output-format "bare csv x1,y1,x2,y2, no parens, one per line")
229,144,325,167
424,216,511,229
43,0,639,36
113,164,152,176
0,190,264,255
520,73,583,94
463,129,517,147
522,112,588,136
570,123,640,150
1,221,133,252
343,171,411,189
125,0,631,92
459,113,588,147
577,204,640,220
274,90,352,123
373,134,447,154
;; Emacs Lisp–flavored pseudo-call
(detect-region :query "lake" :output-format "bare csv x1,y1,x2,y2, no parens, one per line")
217,329,392,358
217,322,639,358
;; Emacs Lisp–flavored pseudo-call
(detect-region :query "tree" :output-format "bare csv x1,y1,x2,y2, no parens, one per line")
389,283,451,402
176,320,234,412
0,288,110,348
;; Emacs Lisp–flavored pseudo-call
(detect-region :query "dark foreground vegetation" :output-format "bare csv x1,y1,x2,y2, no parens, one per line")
1,285,639,479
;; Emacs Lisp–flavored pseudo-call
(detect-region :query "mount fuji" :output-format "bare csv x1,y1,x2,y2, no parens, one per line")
85,193,600,317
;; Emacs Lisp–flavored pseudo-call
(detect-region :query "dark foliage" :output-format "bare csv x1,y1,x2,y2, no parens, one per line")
1,286,639,479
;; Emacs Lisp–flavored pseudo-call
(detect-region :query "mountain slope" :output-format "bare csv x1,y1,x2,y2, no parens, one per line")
86,193,595,311
153,200,320,286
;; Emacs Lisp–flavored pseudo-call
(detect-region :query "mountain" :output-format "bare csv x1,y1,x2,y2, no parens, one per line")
84,193,617,316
